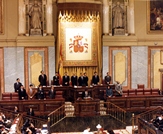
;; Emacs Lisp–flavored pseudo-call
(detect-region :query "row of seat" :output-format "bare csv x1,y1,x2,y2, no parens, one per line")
2,91,64,100
122,88,160,97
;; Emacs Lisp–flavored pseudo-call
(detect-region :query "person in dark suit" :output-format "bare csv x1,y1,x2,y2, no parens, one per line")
71,73,78,86
27,84,37,99
82,89,91,99
78,73,85,86
27,107,35,116
92,72,100,85
62,72,70,86
37,85,45,100
83,72,88,86
14,78,22,92
18,85,28,100
48,86,56,99
38,70,47,86
104,72,111,85
53,72,60,86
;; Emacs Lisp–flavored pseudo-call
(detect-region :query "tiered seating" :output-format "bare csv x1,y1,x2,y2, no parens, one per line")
55,91,65,101
122,88,159,97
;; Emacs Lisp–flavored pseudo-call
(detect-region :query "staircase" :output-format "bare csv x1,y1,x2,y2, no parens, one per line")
49,101,132,133
65,102,75,117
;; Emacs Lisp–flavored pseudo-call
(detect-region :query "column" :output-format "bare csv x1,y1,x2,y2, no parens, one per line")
102,0,109,35
18,0,26,35
46,0,53,35
127,0,135,35
159,68,163,94
108,0,112,36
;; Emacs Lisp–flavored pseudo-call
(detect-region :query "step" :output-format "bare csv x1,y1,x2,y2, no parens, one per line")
51,129,130,134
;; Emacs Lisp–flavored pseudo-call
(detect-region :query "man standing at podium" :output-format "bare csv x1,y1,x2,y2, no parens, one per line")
38,70,47,86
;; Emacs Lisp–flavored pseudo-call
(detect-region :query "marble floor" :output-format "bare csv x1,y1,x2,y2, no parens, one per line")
52,127,132,134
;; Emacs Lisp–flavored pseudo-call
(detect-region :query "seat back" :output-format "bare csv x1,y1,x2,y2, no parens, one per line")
128,89,136,96
144,88,152,95
55,91,65,101
2,93,11,100
137,84,144,89
136,89,144,96
151,88,159,95
11,93,19,100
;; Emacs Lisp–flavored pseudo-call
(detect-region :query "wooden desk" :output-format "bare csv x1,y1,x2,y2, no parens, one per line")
70,86,94,101
74,99,100,117
33,86,71,101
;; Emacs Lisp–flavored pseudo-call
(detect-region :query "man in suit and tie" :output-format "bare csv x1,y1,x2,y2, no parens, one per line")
83,72,88,86
18,85,28,100
53,72,60,85
62,72,70,86
27,84,37,99
92,72,100,85
71,73,78,86
37,85,45,100
48,86,56,99
38,70,47,86
14,78,22,92
105,72,111,85
78,73,85,86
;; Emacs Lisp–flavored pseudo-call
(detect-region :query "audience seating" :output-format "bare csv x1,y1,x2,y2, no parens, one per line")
2,93,19,100
137,84,145,89
2,93,11,100
11,93,19,100
55,91,65,101
122,88,159,97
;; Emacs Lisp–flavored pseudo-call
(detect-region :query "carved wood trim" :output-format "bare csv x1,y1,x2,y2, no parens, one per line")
0,0,4,34
0,48,4,94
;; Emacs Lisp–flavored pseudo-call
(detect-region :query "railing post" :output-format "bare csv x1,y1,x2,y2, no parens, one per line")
48,116,51,134
132,113,135,134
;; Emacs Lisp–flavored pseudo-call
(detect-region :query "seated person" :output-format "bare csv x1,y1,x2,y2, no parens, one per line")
13,106,19,118
53,72,60,86
37,85,45,100
27,107,35,116
18,85,28,100
27,84,37,99
82,89,91,99
107,129,115,134
158,114,163,130
48,86,56,99
106,85,113,98
92,72,100,85
83,127,91,134
151,113,161,128
114,81,123,96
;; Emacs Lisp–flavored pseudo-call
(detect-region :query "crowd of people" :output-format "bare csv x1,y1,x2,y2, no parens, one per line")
13,71,123,100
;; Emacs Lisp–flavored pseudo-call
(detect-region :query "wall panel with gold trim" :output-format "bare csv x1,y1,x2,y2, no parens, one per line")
0,48,4,94
148,47,163,90
109,47,131,89
24,47,48,89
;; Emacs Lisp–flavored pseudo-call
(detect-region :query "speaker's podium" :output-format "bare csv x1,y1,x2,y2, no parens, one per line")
74,98,100,117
